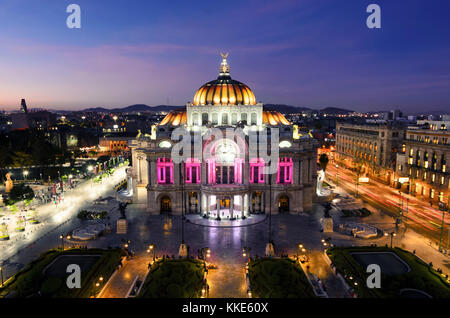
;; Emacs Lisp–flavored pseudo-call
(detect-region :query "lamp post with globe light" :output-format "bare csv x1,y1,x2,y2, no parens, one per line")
385,232,396,248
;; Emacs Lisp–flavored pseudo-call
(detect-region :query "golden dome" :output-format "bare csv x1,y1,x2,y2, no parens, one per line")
192,54,257,106
159,111,187,126
262,111,291,126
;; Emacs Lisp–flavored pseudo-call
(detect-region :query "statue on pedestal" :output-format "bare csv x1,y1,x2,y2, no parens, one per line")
5,172,13,193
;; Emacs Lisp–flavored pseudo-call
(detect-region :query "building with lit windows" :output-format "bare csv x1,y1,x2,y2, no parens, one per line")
127,54,318,217
335,121,405,183
396,121,450,204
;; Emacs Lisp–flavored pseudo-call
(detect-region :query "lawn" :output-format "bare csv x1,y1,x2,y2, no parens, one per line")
248,257,316,298
138,258,205,298
0,248,124,298
327,246,450,298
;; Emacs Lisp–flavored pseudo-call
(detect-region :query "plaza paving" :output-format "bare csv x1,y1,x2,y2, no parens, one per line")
3,168,450,297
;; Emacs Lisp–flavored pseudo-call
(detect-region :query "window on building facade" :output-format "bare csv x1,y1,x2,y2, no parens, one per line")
157,158,173,184
231,113,237,124
202,113,208,124
192,113,199,125
277,157,293,184
251,113,257,125
222,113,228,125
185,158,201,184
250,158,265,184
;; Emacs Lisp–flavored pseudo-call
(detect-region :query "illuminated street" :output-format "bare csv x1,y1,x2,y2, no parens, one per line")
326,163,450,244
0,166,127,278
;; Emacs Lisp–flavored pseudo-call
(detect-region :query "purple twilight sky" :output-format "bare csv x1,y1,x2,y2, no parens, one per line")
0,0,449,113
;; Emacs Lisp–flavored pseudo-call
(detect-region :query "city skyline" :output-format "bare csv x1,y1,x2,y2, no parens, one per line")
1,0,450,112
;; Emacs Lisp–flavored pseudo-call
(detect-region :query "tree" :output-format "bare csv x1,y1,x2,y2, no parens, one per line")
319,153,329,172
6,183,35,205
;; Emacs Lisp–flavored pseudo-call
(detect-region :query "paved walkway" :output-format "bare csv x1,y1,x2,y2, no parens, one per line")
306,251,351,298
100,256,150,298
207,260,247,298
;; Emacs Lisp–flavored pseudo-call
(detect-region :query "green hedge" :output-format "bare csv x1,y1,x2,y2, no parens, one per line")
0,248,124,298
139,258,205,298
327,246,450,298
248,258,316,298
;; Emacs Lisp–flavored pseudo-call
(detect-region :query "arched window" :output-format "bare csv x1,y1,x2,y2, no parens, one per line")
192,113,199,125
221,113,228,125
202,113,209,124
241,113,247,123
212,113,218,125
231,113,237,125
251,113,257,125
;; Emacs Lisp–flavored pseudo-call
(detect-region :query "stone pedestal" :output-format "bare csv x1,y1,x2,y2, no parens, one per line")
322,218,334,233
265,242,275,257
178,243,188,258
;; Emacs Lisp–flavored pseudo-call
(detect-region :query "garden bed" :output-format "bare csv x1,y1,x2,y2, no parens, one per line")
341,208,371,217
327,246,450,298
0,248,124,298
138,258,205,298
248,257,316,298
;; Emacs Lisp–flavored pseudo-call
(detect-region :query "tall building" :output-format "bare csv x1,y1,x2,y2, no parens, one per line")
397,121,450,203
335,121,405,182
128,55,318,216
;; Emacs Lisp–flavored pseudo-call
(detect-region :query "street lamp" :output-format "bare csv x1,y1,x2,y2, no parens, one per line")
398,190,404,224
23,170,29,181
59,234,65,250
438,201,449,252
200,247,210,261
385,232,396,248
242,247,251,260
147,244,156,262
297,243,304,259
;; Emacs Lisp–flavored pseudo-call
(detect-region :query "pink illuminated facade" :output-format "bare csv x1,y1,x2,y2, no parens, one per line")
129,54,318,217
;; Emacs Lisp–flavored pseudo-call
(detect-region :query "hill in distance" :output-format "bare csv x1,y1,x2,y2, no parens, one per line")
79,103,354,115
82,104,184,113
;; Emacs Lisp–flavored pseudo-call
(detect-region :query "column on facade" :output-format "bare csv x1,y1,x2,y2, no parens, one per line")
206,195,210,216
244,158,249,184
147,158,152,187
174,162,180,185
261,192,265,213
151,157,158,185
216,197,220,217
230,196,234,219
244,193,249,216
137,156,142,183
249,192,253,213
240,194,244,218
201,160,207,185
293,159,300,185
300,159,304,184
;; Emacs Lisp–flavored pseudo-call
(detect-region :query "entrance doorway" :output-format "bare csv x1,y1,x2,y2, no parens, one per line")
220,197,230,209
161,196,172,214
278,195,289,213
